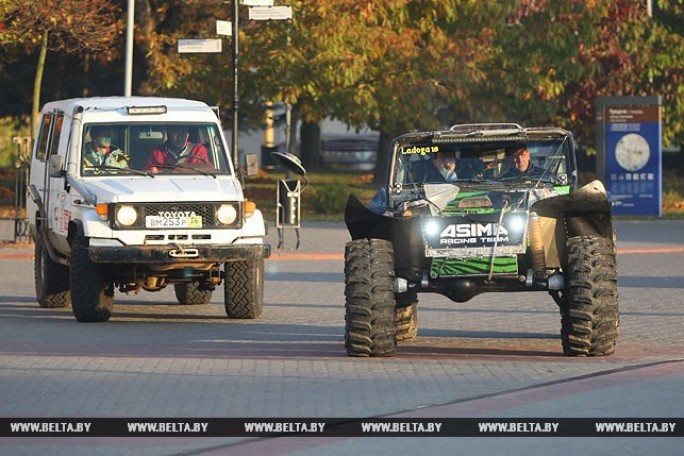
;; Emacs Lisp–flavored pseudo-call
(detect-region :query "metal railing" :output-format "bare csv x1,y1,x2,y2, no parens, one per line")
0,137,31,242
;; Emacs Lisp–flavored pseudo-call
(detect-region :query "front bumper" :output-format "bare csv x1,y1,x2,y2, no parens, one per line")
88,243,271,264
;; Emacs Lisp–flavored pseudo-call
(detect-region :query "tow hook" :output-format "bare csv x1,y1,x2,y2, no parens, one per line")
168,242,199,258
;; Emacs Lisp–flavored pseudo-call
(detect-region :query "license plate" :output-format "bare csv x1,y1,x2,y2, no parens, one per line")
145,215,203,228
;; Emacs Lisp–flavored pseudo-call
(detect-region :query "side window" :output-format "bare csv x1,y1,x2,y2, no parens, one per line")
34,114,53,161
49,114,64,157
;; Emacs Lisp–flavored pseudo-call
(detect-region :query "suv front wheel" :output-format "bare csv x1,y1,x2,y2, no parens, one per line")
224,258,264,319
70,234,114,322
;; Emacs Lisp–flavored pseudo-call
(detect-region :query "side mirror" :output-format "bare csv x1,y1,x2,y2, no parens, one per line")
271,152,307,176
48,154,65,177
244,153,259,176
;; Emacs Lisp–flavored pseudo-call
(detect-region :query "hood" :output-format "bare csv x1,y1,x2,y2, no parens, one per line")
77,175,243,203
437,184,570,216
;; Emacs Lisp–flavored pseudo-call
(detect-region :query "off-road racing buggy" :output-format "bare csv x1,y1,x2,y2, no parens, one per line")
344,123,618,357
28,97,269,322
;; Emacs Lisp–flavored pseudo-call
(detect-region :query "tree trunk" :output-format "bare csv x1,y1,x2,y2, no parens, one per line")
31,33,49,137
300,120,321,171
287,104,300,156
373,130,394,186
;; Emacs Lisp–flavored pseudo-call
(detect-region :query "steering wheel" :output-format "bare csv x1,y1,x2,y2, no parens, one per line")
177,154,211,165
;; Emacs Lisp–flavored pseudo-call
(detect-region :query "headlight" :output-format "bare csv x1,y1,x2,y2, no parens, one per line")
507,214,527,234
115,205,138,226
423,219,441,237
216,204,238,225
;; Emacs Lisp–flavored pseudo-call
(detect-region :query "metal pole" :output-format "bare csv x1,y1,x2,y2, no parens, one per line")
231,0,240,173
124,0,135,96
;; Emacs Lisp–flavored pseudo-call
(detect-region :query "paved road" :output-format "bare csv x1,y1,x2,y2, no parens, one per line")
0,220,682,455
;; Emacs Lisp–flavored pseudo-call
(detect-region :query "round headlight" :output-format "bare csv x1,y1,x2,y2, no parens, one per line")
508,215,527,234
217,204,238,225
423,219,440,237
116,205,138,226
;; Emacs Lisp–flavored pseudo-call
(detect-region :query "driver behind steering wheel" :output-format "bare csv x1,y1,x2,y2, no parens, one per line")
145,125,210,173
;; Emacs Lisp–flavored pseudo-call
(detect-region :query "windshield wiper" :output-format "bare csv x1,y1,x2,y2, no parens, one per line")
85,165,155,178
153,163,217,178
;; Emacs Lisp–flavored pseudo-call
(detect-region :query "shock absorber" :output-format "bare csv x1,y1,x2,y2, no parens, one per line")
528,211,546,274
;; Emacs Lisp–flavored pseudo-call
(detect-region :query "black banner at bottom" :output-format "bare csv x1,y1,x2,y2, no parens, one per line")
1,418,681,437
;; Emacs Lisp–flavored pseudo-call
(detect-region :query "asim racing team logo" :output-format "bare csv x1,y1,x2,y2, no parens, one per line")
422,216,527,249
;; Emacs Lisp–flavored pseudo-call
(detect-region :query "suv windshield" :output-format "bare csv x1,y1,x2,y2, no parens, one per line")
81,123,231,176
393,138,570,186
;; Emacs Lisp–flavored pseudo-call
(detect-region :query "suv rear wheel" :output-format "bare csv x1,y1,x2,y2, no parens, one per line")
174,281,213,305
344,238,397,357
560,236,619,356
70,234,114,322
34,236,70,308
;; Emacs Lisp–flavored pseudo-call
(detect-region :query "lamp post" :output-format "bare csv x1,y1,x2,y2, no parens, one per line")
124,0,134,96
229,1,293,174
231,0,240,172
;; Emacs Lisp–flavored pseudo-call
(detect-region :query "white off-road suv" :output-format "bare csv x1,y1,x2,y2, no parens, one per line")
27,97,269,322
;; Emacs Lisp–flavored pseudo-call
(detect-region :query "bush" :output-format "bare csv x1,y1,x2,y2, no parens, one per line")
308,184,361,215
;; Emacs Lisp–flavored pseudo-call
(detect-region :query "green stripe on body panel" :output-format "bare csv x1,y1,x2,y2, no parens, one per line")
431,256,518,277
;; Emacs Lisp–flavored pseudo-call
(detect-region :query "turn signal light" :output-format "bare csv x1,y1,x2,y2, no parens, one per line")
244,200,256,218
96,203,108,221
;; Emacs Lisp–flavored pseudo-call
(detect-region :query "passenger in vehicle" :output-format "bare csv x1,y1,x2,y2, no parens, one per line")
83,126,129,172
144,125,211,173
501,146,544,179
412,150,460,183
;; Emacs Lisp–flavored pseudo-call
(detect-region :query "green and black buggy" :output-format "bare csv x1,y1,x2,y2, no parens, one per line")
344,123,619,357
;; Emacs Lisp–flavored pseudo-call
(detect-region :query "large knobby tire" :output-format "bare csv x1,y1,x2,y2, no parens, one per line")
34,238,71,308
224,258,264,319
70,234,114,322
174,282,213,305
560,235,619,356
395,293,418,341
344,238,397,357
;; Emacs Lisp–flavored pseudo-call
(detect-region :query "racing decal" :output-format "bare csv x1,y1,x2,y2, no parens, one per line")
440,222,509,240
52,192,70,234
430,256,518,277
528,186,571,205
422,215,526,249
400,145,440,156
61,209,71,232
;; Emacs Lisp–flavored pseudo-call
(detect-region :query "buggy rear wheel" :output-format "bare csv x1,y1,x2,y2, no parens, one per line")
395,293,418,341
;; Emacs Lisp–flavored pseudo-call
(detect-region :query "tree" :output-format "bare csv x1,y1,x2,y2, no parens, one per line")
0,0,123,134
478,0,684,148
2,0,683,170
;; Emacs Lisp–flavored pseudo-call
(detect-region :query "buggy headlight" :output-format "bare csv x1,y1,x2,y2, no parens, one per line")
216,204,238,225
507,214,527,234
423,219,440,237
115,205,138,226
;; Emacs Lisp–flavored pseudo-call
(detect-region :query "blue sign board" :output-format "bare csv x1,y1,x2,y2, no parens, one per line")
604,105,662,216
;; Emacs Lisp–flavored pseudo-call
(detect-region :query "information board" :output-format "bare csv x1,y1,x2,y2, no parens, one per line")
602,102,662,216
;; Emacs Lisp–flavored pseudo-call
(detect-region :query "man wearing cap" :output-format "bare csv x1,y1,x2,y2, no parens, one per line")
501,146,544,179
